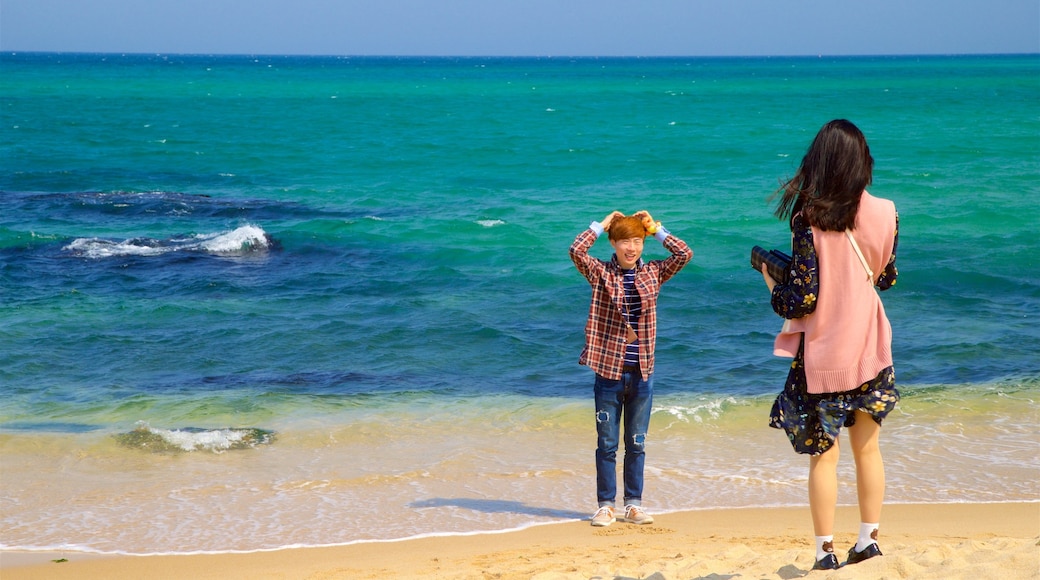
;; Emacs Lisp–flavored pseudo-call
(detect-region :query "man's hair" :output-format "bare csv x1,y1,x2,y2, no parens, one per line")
607,215,646,241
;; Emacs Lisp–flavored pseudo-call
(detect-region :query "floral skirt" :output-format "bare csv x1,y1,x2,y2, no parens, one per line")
768,346,899,456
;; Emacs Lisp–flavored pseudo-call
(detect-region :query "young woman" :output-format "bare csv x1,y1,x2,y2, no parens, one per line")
759,119,900,570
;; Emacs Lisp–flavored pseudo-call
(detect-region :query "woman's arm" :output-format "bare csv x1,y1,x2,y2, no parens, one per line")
876,212,899,291
767,214,819,319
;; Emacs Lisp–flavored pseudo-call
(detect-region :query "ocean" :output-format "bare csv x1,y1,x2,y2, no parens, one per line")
1,52,1038,556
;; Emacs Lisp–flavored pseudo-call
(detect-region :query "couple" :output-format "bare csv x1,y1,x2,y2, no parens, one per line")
568,120,900,571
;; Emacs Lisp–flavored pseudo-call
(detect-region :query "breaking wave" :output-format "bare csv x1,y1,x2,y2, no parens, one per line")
63,225,275,259
114,422,276,453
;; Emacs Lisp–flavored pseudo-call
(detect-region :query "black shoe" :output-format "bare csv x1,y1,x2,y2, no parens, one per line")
845,542,883,565
812,553,840,570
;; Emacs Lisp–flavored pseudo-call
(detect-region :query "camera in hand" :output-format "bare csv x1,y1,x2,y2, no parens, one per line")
751,246,792,283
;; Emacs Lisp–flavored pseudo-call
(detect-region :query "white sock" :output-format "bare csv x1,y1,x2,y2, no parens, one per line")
855,523,879,552
815,535,834,561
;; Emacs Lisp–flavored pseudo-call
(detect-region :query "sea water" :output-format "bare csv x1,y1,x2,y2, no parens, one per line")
1,52,1038,555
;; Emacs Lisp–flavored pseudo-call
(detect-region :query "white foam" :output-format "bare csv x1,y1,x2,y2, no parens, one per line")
124,422,274,453
195,225,270,253
655,398,736,423
162,429,242,452
63,237,169,258
63,225,271,258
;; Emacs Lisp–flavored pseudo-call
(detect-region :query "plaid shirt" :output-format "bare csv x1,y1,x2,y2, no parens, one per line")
570,225,692,381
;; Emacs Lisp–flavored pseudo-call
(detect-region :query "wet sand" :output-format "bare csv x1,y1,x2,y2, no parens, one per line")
3,502,1037,579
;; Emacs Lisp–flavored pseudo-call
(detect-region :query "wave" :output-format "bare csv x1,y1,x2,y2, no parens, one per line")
113,422,275,453
62,225,276,258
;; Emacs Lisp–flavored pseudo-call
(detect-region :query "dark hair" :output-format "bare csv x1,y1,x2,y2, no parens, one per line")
773,119,873,231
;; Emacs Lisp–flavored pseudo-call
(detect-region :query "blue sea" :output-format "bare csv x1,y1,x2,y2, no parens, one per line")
1,52,1038,556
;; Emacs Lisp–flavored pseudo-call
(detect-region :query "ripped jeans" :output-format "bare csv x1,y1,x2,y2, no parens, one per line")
594,370,653,507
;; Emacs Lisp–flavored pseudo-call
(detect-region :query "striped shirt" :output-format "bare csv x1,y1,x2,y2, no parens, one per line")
570,223,693,381
621,268,642,367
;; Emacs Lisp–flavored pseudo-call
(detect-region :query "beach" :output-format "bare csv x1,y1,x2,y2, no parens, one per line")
3,502,1036,579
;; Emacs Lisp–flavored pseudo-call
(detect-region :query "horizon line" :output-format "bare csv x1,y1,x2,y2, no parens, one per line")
4,50,1038,60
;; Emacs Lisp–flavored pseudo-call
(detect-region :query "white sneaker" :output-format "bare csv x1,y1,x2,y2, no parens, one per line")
624,504,654,524
591,506,616,527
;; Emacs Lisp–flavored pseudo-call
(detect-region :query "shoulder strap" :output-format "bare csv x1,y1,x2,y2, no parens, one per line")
845,230,874,282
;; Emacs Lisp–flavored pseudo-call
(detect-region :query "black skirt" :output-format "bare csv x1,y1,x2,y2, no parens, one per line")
768,343,899,456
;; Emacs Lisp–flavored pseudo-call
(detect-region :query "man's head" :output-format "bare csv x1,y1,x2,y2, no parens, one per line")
607,215,646,270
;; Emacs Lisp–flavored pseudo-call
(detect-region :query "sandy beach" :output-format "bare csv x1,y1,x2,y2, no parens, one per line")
3,502,1036,579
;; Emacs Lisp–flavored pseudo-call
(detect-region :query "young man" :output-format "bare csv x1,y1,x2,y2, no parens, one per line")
569,210,693,527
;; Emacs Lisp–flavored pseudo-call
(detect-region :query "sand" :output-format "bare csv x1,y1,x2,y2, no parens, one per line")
2,502,1037,579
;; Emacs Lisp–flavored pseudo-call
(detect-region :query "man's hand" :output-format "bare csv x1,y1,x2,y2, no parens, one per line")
634,210,658,235
600,211,624,231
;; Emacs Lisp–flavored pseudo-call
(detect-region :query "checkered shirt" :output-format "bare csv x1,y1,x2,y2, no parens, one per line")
569,225,692,381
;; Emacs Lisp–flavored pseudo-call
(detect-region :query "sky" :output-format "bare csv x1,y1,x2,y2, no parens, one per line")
1,0,1038,57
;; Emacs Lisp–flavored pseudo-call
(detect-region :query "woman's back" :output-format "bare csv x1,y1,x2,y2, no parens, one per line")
800,191,897,393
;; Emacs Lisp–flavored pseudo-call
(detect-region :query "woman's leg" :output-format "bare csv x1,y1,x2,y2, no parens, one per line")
848,410,884,523
808,440,840,536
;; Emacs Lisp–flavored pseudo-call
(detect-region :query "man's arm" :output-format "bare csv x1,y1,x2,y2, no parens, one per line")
656,230,693,284
635,210,692,283
569,211,623,280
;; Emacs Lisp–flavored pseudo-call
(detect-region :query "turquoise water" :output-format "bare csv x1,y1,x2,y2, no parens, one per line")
1,53,1038,555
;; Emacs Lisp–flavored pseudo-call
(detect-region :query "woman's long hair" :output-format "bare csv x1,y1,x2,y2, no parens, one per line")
774,119,874,231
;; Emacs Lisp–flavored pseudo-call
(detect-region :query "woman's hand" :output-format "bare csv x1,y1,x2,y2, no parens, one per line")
760,263,777,293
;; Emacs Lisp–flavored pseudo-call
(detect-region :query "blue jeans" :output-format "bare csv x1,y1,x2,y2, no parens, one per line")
594,370,653,507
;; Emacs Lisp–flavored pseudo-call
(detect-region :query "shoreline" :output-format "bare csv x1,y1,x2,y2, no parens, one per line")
4,387,1036,555
4,502,1037,579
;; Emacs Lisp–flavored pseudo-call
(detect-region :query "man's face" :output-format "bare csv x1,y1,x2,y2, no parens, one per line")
610,236,644,270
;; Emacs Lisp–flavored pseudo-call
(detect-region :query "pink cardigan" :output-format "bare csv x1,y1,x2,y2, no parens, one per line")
774,191,897,394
